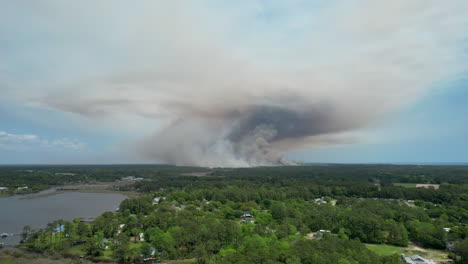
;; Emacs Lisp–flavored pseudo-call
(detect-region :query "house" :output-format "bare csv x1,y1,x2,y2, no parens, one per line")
130,233,145,242
153,197,161,204
314,197,336,205
53,225,65,235
17,186,28,190
306,230,331,240
242,211,253,218
0,187,8,191
401,254,436,264
117,224,125,234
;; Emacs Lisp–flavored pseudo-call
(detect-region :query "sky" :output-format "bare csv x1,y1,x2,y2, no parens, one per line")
1,1,468,166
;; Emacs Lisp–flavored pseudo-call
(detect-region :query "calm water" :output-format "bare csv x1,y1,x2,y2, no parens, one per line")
0,188,127,245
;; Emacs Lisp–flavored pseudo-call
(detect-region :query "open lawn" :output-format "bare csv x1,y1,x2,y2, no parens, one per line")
365,243,405,256
393,183,417,188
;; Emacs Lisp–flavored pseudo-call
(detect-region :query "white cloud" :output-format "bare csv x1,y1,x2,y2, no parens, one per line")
0,131,86,151
0,131,39,144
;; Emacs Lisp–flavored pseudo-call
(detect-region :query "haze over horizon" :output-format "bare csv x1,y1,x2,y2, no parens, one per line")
1,1,468,166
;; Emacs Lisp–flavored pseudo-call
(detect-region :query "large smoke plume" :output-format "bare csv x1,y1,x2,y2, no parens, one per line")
3,1,468,166
139,102,365,166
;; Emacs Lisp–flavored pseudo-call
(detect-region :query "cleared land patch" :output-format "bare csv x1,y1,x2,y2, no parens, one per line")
365,243,450,263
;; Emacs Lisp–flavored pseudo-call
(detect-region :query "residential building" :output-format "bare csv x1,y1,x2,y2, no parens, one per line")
401,254,436,264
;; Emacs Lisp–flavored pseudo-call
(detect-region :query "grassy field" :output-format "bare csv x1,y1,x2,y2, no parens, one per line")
365,243,451,263
162,259,197,264
393,183,417,188
365,243,405,256
0,251,73,264
63,245,85,257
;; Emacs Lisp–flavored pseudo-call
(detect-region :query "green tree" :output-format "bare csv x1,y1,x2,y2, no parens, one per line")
112,233,130,262
22,225,31,241
454,239,468,264
141,242,153,259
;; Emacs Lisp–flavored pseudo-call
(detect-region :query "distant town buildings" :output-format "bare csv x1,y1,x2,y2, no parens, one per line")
416,184,440,190
54,172,76,176
121,176,144,181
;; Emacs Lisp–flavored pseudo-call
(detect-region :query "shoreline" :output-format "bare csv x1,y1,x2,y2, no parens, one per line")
1,179,143,199
1,180,143,200
20,187,139,200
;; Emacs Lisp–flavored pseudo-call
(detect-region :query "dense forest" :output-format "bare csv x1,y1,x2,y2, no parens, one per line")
1,165,467,263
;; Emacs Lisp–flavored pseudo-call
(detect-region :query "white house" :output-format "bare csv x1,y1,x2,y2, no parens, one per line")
153,197,161,204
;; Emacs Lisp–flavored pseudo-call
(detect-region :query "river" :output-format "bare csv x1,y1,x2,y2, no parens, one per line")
0,187,127,245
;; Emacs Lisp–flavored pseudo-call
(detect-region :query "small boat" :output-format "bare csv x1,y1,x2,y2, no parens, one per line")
1,233,9,238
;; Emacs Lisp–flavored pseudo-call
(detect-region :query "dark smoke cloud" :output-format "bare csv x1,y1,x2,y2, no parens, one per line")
137,101,364,167
228,105,334,142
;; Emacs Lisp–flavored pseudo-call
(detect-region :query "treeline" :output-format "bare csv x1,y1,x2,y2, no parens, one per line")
0,165,206,195
130,169,468,209
2,164,468,197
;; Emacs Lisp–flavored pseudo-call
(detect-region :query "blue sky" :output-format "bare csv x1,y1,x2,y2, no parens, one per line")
289,77,468,163
1,1,467,166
